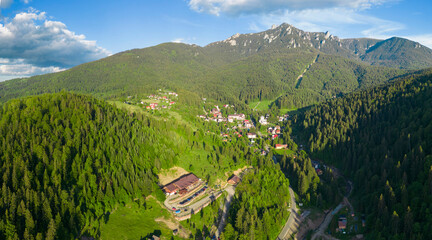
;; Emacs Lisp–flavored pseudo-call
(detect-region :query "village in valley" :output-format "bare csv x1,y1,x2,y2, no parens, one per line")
120,90,363,239
197,101,292,156
144,91,177,110
123,89,178,111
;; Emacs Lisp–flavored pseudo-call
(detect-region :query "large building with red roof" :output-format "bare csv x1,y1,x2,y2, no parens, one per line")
163,173,200,195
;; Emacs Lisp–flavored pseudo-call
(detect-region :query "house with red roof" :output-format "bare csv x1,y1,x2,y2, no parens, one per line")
275,144,287,149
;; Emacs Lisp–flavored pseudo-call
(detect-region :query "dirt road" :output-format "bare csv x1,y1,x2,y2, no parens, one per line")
311,204,343,240
311,172,354,240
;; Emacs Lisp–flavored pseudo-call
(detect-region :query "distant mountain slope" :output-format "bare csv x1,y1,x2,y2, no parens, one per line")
0,43,213,101
275,54,404,108
1,23,429,107
0,45,405,108
205,23,432,69
361,37,432,69
340,38,381,55
205,23,357,60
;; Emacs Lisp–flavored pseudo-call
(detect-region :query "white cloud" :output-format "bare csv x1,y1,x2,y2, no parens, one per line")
0,0,13,8
188,0,407,44
172,38,185,43
0,9,109,80
171,37,197,44
188,0,392,16
0,59,64,76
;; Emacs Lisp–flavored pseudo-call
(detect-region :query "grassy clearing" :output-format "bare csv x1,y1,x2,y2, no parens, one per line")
248,99,275,111
274,148,295,156
176,143,244,187
248,101,261,110
100,197,182,240
109,100,196,130
279,107,298,114
140,99,162,104
176,149,228,184
109,100,146,113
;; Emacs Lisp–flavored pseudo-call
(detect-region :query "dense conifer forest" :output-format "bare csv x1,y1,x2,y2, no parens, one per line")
0,92,179,239
0,92,319,239
223,165,290,240
297,68,432,239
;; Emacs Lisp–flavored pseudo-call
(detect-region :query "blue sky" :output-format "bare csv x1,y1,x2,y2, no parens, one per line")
0,0,431,81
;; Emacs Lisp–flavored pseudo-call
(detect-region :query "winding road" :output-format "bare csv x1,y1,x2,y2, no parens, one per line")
277,186,299,240
276,163,354,240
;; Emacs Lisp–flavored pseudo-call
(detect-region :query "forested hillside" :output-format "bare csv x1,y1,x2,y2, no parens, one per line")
361,37,432,69
0,92,187,239
274,54,404,109
0,91,315,239
2,23,429,110
0,43,406,112
223,165,291,240
296,68,432,239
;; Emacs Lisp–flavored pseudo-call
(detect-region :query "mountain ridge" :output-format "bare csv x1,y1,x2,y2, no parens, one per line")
205,23,432,69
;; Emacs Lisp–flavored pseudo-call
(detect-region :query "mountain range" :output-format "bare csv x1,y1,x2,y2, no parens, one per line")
208,23,432,69
0,23,431,109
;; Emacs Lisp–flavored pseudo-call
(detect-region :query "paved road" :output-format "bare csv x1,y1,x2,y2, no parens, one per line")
277,186,299,240
174,190,223,219
214,185,236,238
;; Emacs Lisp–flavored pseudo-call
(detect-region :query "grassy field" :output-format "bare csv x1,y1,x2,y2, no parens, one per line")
248,99,275,111
279,107,298,114
274,148,295,156
109,100,197,130
109,100,147,113
99,197,181,240
176,148,232,186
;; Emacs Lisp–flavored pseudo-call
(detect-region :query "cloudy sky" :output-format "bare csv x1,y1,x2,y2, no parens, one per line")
0,0,431,81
